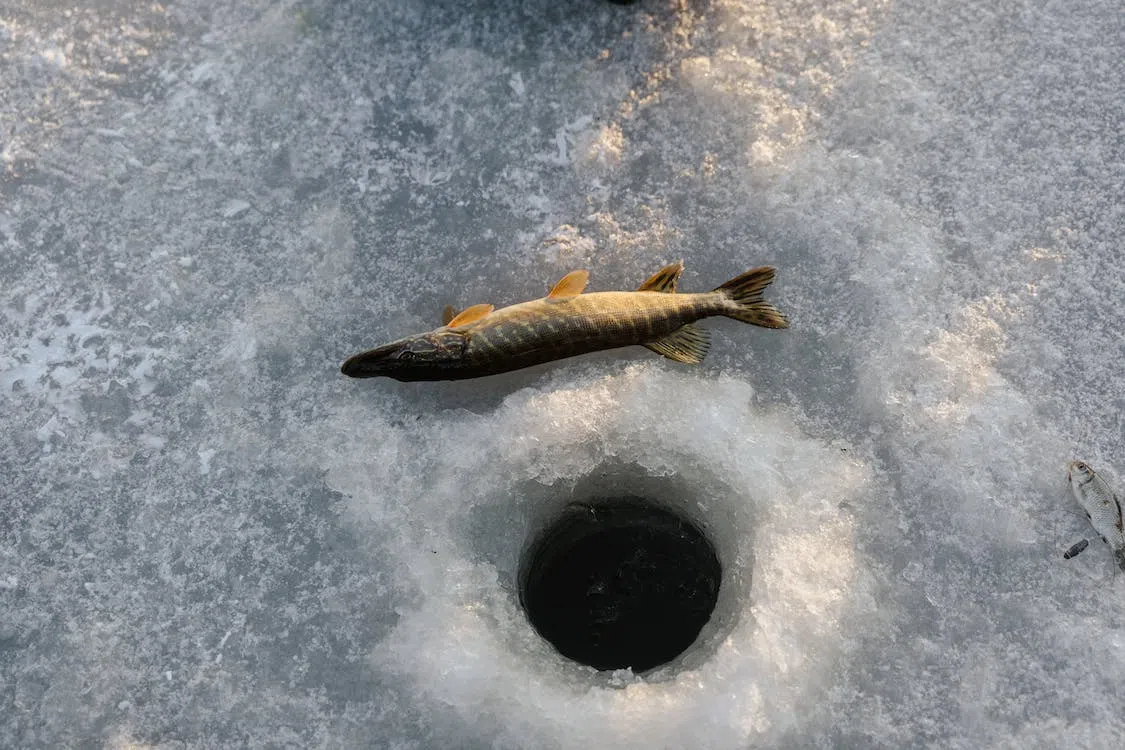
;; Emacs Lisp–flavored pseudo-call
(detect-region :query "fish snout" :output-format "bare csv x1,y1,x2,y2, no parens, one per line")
1067,460,1096,484
340,342,403,378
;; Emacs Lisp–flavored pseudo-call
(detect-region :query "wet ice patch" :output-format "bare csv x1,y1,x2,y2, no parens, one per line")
0,293,112,394
323,366,872,747
0,288,171,463
1,293,165,400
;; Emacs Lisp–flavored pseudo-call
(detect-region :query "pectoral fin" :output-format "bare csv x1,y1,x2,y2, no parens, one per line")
442,305,458,325
643,324,711,364
638,261,684,293
547,270,589,298
446,303,494,327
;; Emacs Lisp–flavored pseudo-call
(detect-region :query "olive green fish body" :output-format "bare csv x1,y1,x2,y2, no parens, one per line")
456,292,724,377
341,262,787,381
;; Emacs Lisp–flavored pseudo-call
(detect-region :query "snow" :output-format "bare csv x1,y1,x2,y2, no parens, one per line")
2,0,1125,747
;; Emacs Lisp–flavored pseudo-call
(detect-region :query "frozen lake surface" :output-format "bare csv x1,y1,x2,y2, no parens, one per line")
3,0,1125,747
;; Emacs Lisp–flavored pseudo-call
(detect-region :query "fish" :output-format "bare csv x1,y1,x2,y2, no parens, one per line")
1062,538,1089,560
1067,460,1125,572
340,261,788,381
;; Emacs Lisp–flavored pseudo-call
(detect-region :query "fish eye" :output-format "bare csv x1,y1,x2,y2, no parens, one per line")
398,350,416,361
1075,462,1087,471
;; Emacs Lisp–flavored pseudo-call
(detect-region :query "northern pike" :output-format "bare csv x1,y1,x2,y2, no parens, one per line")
340,261,788,381
1067,460,1125,572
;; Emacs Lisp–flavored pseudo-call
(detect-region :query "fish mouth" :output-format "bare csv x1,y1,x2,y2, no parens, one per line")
340,343,400,378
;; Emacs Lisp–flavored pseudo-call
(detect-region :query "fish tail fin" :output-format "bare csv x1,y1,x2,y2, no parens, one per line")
714,266,789,329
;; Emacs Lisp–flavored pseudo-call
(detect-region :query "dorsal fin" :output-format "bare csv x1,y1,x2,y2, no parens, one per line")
446,303,494,327
547,270,589,298
442,305,457,325
638,261,685,293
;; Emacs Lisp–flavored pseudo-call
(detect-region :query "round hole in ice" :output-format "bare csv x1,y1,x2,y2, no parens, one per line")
518,497,721,673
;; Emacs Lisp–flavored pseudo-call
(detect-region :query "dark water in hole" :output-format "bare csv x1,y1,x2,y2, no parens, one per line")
519,498,721,673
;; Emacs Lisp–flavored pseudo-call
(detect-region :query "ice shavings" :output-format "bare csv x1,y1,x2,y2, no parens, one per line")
322,366,874,748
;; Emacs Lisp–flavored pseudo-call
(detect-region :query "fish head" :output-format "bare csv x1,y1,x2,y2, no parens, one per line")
340,329,469,381
1068,460,1096,484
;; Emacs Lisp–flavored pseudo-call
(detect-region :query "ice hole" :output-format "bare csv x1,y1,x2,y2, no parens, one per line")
518,496,722,673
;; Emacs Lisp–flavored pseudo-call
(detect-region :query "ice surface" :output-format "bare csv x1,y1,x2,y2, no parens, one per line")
3,0,1125,747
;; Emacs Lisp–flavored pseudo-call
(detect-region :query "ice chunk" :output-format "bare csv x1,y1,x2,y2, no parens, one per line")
221,199,252,219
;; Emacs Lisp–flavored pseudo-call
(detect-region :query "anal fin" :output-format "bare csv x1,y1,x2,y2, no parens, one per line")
643,324,711,364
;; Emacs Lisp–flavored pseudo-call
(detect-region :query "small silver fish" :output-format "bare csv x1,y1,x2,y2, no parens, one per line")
1067,460,1125,572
